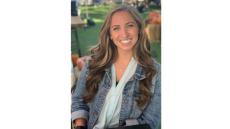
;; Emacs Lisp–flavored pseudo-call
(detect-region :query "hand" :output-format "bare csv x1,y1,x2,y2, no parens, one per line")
74,118,87,129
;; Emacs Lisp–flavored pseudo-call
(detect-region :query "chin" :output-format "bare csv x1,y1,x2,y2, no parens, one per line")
118,47,134,52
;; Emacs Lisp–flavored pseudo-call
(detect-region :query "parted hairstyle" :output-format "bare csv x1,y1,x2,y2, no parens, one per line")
83,5,156,107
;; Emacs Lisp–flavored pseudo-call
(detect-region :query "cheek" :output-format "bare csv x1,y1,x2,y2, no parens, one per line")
110,34,118,45
110,33,118,42
133,30,139,41
109,31,115,39
133,28,139,36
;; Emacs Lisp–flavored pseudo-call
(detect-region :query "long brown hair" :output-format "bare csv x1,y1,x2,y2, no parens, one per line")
83,5,156,107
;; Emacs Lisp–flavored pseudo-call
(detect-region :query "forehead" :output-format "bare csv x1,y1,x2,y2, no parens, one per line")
110,11,136,25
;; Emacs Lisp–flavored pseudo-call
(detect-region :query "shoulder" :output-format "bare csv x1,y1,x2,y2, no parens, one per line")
78,56,92,77
151,58,161,75
150,58,161,95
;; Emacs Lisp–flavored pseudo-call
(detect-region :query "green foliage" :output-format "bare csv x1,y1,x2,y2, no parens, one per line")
151,42,161,63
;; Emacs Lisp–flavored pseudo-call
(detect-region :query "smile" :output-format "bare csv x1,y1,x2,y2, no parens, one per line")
120,39,131,44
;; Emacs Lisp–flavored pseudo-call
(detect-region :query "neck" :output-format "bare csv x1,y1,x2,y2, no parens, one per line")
114,50,133,81
115,50,133,67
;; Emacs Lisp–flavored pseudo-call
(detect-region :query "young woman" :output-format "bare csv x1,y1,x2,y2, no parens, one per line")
71,5,161,129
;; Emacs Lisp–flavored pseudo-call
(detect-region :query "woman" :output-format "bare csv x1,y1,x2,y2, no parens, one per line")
71,5,161,129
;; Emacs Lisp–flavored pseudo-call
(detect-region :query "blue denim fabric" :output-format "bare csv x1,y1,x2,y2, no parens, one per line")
71,59,161,129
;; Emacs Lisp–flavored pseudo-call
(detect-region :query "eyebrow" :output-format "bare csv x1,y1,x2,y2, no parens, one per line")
111,21,136,28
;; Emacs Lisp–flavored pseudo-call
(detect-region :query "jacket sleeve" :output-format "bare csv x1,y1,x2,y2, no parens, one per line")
137,62,161,129
71,62,90,122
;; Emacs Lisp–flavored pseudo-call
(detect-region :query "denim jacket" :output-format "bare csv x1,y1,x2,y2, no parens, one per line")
71,59,161,129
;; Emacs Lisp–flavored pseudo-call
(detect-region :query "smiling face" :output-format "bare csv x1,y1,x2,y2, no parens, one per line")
109,11,139,54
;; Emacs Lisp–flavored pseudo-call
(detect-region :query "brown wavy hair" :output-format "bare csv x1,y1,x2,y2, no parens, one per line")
83,5,156,107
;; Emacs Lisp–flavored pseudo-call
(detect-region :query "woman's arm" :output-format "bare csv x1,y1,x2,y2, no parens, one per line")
138,73,161,129
124,62,161,129
137,63,161,129
71,61,90,126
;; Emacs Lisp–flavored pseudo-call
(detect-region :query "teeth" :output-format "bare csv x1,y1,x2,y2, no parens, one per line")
120,39,131,44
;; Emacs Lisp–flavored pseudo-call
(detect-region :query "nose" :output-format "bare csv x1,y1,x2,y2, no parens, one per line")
120,27,129,38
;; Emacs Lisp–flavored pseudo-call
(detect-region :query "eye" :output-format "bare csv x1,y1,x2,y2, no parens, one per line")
127,23,137,29
128,24,134,27
113,27,120,31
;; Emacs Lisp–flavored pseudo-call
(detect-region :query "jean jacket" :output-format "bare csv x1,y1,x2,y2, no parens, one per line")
71,59,161,129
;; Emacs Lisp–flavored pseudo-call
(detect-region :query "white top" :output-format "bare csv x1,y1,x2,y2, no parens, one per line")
93,58,137,129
